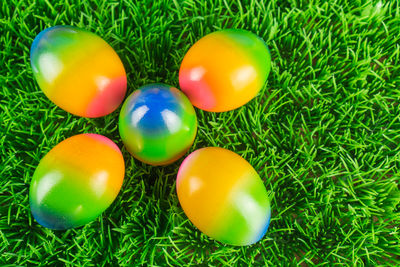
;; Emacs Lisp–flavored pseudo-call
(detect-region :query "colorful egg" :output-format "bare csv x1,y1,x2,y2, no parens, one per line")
179,29,271,112
176,147,271,246
119,84,197,165
29,134,125,230
30,25,127,117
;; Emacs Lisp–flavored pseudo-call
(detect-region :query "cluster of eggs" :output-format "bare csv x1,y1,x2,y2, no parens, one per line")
30,25,271,246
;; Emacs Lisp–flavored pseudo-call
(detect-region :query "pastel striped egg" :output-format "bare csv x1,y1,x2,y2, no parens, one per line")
179,29,271,112
119,84,197,165
29,134,125,230
30,25,127,117
176,147,271,246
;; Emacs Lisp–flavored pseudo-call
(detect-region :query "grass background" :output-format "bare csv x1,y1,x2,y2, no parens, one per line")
1,0,400,265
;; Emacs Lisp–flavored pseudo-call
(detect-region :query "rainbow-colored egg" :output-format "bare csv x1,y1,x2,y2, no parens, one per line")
176,147,271,246
30,25,127,117
179,29,271,112
29,134,125,230
119,84,197,166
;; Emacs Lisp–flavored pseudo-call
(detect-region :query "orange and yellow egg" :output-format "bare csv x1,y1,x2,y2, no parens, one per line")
179,29,271,112
30,25,126,117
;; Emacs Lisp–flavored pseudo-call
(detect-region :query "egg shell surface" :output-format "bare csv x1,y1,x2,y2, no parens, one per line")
29,133,125,230
30,25,127,117
176,147,271,246
119,84,197,166
179,29,271,112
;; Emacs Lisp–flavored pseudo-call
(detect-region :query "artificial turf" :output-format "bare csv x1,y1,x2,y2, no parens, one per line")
1,0,400,265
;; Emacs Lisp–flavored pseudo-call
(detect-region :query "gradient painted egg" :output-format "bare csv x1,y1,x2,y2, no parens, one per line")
29,134,125,230
30,25,127,117
119,84,197,166
179,29,271,112
176,147,271,246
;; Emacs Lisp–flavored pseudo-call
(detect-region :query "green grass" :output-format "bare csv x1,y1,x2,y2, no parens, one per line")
1,0,400,265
